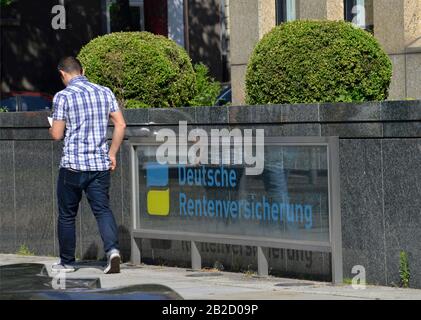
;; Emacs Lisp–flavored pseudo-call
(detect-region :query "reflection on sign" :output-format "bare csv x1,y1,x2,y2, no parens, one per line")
138,144,329,243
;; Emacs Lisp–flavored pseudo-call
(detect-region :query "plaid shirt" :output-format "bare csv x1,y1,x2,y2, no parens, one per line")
52,75,119,171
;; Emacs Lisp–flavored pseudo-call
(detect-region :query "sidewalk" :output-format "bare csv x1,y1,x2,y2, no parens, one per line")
1,254,420,300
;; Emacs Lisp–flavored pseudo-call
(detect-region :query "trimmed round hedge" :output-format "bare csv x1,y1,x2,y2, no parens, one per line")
246,21,392,104
77,32,196,108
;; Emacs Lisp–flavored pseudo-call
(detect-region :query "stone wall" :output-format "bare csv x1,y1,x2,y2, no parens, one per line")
1,100,420,287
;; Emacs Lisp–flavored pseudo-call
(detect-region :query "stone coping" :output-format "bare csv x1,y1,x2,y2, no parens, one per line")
0,100,419,128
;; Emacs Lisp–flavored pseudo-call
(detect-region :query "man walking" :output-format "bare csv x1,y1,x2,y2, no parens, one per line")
49,57,126,274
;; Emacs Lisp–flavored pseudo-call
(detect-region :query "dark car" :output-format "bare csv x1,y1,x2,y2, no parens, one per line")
214,84,231,106
0,91,53,112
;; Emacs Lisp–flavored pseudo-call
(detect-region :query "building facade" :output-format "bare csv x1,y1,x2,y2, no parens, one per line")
1,0,230,95
1,1,419,103
229,0,421,104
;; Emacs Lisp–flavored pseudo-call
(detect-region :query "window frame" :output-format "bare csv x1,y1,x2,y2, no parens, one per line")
105,0,145,33
275,0,296,25
344,0,374,32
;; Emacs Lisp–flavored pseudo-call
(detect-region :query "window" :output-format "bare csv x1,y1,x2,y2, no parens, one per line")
276,0,296,24
344,0,373,32
106,0,144,33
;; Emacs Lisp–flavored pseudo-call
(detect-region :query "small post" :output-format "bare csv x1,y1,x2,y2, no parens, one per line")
130,143,141,266
329,136,343,285
257,246,269,276
191,241,202,270
131,237,141,265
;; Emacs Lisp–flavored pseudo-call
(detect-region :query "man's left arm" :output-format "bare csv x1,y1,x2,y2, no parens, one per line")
49,94,67,141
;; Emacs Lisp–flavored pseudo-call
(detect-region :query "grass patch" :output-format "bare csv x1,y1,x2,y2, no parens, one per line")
16,244,35,256
399,251,410,288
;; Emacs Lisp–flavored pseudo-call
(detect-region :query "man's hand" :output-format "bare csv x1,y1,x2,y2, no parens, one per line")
109,110,126,172
109,153,117,171
49,120,66,141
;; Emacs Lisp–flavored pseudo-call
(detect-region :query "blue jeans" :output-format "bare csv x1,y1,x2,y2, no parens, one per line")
57,168,119,264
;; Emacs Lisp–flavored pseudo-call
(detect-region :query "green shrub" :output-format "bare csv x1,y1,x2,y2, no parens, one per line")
124,99,150,109
189,63,221,106
246,20,392,104
0,0,14,7
0,107,8,112
77,32,197,108
399,251,410,288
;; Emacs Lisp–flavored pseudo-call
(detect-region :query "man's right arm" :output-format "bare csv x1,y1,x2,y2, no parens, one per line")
109,110,126,171
49,93,67,141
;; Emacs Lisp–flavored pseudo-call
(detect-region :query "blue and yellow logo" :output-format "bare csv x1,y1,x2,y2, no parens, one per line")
146,162,170,216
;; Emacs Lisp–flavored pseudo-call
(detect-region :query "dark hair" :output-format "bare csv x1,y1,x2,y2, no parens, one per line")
57,56,83,74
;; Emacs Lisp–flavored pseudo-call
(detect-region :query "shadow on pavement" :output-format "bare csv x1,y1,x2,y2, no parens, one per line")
0,263,183,300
